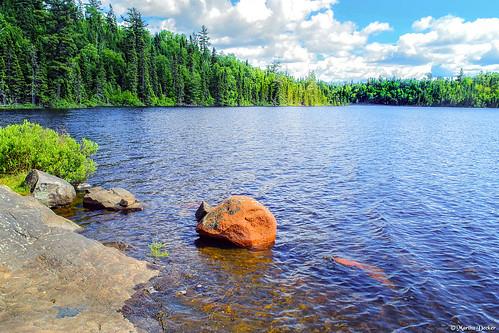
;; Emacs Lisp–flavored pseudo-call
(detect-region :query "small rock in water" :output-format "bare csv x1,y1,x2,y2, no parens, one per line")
176,290,187,296
196,284,203,289
146,286,158,294
76,183,92,192
102,241,133,252
83,187,143,212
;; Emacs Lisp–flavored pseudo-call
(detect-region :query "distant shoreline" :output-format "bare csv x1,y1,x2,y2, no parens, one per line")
1,103,497,111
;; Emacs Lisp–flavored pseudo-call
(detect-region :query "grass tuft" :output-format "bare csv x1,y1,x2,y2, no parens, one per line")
149,242,169,258
0,172,30,195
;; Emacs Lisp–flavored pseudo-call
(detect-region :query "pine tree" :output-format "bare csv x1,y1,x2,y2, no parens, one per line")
199,25,210,54
45,0,78,100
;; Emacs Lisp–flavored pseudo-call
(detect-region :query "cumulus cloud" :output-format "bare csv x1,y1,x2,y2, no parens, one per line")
101,0,499,81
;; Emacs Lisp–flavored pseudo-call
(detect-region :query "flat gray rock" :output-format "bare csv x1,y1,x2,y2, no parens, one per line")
83,187,144,212
0,185,158,332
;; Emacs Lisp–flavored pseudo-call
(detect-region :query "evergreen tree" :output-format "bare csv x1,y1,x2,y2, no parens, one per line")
0,3,496,108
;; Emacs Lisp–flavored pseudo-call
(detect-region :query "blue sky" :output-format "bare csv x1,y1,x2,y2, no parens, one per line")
333,0,499,43
104,0,499,81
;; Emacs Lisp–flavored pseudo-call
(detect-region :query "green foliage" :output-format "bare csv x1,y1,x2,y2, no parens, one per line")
0,172,30,195
0,3,497,108
149,242,169,258
0,121,98,183
325,73,499,108
107,90,143,106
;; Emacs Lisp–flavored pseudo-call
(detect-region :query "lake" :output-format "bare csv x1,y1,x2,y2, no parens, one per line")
1,105,498,332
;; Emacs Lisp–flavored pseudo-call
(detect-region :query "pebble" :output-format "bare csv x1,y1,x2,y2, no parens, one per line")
146,286,158,294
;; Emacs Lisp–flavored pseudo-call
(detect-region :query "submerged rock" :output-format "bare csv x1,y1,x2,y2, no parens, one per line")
83,187,143,212
196,196,277,250
102,241,134,252
0,185,158,332
25,169,76,208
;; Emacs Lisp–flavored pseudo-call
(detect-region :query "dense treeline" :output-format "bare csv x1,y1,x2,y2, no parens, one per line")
0,1,497,108
326,72,499,108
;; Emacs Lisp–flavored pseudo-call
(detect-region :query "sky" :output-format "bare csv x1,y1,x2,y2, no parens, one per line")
101,0,499,82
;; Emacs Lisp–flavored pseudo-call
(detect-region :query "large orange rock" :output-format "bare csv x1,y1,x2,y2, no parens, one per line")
196,196,277,250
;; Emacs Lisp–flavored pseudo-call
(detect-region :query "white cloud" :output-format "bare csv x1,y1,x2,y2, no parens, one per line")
235,0,272,22
412,16,433,31
362,21,392,35
102,0,499,81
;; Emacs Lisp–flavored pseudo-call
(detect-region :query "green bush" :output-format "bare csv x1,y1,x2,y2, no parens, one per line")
0,121,98,183
151,96,175,107
107,90,144,106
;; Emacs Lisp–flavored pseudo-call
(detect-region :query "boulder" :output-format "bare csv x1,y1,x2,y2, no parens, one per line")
25,169,76,208
83,187,143,212
195,201,213,222
0,185,158,332
196,196,277,250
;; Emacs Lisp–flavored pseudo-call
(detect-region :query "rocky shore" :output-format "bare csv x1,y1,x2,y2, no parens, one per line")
0,185,158,332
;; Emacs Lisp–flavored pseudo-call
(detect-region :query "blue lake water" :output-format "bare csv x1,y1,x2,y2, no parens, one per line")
1,106,498,332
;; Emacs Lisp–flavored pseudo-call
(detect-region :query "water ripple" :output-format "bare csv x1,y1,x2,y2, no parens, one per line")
1,106,498,332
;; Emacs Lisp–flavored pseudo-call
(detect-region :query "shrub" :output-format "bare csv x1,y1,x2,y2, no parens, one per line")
107,90,144,106
0,121,98,184
151,96,175,107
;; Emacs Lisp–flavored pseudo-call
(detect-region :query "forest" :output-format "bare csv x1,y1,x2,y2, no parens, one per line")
0,0,498,108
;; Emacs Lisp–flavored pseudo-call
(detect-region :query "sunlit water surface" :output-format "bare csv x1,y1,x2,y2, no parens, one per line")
1,106,498,332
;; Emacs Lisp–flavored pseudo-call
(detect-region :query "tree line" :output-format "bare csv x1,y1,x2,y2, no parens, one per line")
0,1,497,108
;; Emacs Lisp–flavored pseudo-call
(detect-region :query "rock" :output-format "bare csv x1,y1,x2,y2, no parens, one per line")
196,196,277,250
76,182,92,192
0,185,158,332
83,187,143,212
146,286,158,294
25,169,76,208
102,241,134,252
195,201,213,222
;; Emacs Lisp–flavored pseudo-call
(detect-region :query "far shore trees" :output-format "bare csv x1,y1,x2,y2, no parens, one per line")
0,1,497,108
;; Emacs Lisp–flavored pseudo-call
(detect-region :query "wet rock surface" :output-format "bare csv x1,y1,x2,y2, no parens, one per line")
102,240,135,252
196,196,277,250
0,185,158,332
25,169,76,208
83,186,144,212
76,182,92,192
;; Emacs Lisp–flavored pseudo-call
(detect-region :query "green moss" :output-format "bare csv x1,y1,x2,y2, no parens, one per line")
0,172,30,195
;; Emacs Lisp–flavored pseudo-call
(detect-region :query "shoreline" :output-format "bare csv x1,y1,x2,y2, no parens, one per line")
1,102,496,111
